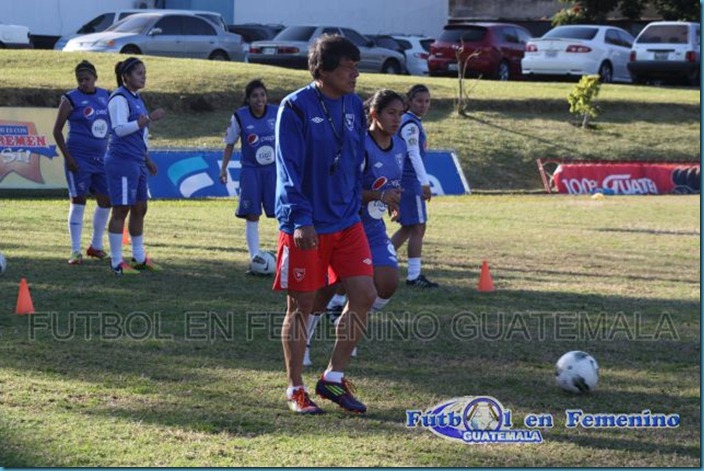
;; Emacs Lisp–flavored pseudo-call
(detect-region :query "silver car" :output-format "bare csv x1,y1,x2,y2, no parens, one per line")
249,25,406,74
63,12,244,61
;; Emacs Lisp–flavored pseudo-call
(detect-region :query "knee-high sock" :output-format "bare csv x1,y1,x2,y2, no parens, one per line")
91,207,110,249
68,204,86,252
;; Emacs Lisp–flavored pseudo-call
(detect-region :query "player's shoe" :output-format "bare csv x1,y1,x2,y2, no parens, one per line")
130,256,162,271
68,251,83,265
112,261,140,276
303,346,312,367
315,377,366,414
86,245,108,260
287,389,324,415
406,273,439,288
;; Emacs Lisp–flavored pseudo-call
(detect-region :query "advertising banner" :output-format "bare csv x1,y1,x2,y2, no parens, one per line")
538,160,700,195
0,107,64,189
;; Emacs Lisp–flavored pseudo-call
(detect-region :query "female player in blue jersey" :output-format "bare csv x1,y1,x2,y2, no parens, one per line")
104,57,165,275
304,89,406,364
391,84,439,288
219,79,277,270
52,60,111,265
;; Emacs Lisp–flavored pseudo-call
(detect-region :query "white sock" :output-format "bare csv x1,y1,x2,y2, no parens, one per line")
323,370,344,383
91,207,110,249
68,203,85,252
372,296,390,313
245,220,259,259
327,294,347,309
131,235,145,263
286,385,305,399
109,232,123,267
407,257,421,280
306,314,322,345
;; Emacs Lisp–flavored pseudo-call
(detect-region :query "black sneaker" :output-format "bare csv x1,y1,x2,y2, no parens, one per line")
406,273,439,288
315,377,367,413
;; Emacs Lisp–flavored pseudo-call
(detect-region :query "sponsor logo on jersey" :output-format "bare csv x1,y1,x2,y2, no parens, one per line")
83,106,95,118
311,117,324,124
372,176,388,190
247,134,259,145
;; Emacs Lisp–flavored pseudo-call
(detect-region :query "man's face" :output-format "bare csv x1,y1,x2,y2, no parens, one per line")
320,58,359,97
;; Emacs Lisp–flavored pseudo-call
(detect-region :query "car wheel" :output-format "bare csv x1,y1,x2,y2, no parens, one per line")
209,50,229,61
598,62,612,83
381,59,401,75
121,45,141,55
495,60,510,81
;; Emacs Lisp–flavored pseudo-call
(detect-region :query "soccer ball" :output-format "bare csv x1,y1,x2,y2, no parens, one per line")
555,351,599,394
0,251,6,275
249,251,276,276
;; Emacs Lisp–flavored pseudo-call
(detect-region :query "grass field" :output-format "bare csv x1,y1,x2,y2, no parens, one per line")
0,50,700,189
0,195,700,466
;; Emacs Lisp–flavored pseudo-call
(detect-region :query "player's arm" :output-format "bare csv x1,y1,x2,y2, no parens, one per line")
52,95,78,172
108,95,147,136
400,122,432,201
220,115,240,183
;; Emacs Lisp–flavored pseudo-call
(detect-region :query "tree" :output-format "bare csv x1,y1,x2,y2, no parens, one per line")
552,0,648,25
652,0,700,21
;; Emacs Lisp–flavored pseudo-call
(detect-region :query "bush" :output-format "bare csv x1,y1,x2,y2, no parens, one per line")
567,74,601,128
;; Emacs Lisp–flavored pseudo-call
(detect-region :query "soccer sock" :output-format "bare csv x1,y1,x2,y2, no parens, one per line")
68,203,85,252
407,257,421,280
371,296,390,313
286,385,305,399
131,235,145,264
91,207,110,249
109,232,123,268
306,314,322,345
245,220,259,259
327,294,347,309
323,370,344,383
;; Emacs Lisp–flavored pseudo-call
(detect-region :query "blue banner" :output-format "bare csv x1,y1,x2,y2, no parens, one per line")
148,148,470,199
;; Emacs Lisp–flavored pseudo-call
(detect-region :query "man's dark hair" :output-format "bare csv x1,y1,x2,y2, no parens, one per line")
308,34,360,79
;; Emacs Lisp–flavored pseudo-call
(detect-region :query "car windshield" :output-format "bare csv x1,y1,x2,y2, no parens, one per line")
438,27,486,43
107,15,156,33
544,27,598,40
274,26,316,41
636,25,690,44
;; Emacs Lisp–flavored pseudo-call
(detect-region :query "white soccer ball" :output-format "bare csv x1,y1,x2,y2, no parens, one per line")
249,251,276,276
0,251,6,275
555,350,599,394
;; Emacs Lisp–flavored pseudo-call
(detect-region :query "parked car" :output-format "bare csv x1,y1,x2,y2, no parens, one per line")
0,23,32,49
391,34,434,76
428,23,532,80
228,23,284,62
627,21,700,85
54,9,230,51
522,25,634,83
368,34,404,54
62,12,245,61
249,25,406,74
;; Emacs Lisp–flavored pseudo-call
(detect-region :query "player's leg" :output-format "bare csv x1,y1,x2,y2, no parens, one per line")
65,163,91,264
236,167,263,261
87,165,111,260
128,166,160,271
304,281,338,367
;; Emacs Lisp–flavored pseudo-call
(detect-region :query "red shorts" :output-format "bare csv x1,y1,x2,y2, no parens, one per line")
273,222,373,292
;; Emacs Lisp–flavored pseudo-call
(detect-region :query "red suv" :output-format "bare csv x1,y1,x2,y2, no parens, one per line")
428,23,533,80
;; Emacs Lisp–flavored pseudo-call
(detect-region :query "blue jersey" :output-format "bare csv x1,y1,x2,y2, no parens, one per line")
361,132,405,238
398,111,427,191
233,104,277,168
106,86,148,162
64,87,110,161
275,83,366,235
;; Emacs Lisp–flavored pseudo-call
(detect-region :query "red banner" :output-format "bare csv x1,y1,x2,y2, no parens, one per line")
548,162,700,195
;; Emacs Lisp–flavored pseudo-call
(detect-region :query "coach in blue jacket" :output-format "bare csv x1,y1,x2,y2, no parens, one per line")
273,35,376,415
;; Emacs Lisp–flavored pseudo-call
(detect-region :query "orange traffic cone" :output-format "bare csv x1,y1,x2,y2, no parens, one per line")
122,227,130,244
15,278,35,315
477,260,495,292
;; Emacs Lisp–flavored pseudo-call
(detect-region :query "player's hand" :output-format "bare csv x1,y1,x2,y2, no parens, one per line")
65,156,79,172
146,159,158,176
294,225,319,251
219,169,228,184
422,184,432,201
390,208,400,222
150,108,166,122
381,188,402,206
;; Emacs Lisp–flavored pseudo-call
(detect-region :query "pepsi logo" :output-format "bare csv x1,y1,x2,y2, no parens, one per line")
83,106,95,118
372,177,388,190
247,134,259,145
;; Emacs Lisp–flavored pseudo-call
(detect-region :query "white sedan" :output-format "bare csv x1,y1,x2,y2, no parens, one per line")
522,25,635,83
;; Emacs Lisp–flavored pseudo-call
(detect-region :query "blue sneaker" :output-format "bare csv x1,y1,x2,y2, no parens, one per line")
315,377,366,414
